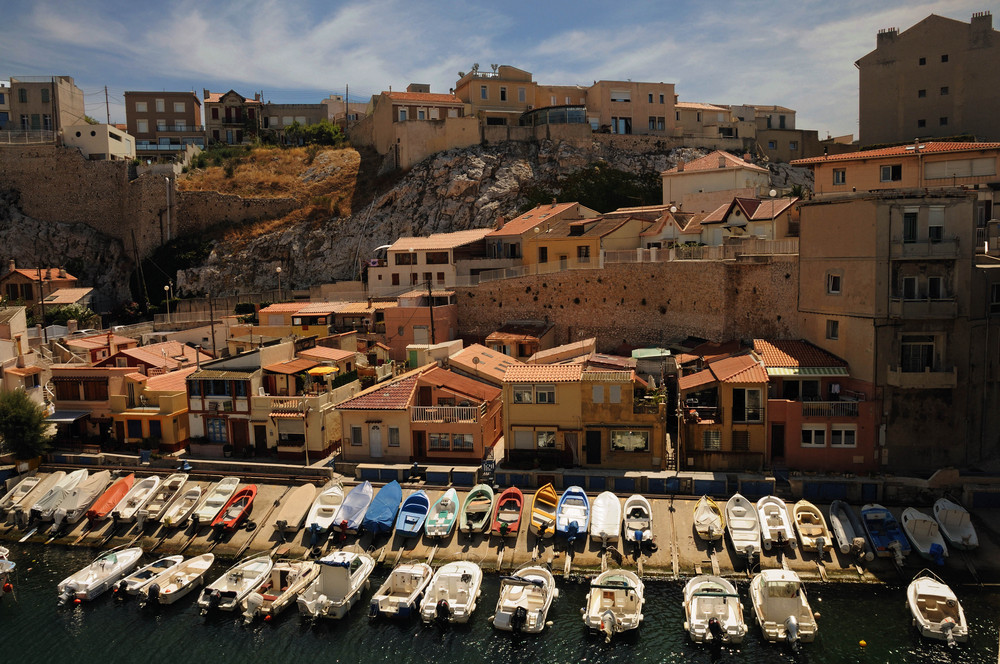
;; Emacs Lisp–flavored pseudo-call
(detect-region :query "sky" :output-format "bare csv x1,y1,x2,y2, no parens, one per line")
2,0,997,139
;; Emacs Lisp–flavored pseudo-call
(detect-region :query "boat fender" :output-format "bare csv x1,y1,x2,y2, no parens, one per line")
368,601,380,619
2,582,13,594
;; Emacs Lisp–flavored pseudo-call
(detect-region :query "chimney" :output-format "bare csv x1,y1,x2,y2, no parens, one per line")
551,198,557,207
254,92,261,102
7,259,14,273
971,11,993,38
876,27,898,47
14,335,25,368
47,268,53,279
203,88,210,100
914,138,921,153
67,319,78,334
743,153,752,162
677,160,685,172
59,266,66,278
718,154,727,168
495,215,506,230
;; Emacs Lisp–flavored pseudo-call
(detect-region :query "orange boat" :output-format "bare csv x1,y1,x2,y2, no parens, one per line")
87,474,134,521
211,485,257,530
491,486,524,538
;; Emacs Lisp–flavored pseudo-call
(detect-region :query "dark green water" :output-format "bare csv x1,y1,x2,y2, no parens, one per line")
2,543,998,664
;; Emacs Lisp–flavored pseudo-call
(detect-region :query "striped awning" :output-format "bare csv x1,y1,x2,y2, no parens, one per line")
269,411,305,419
766,367,849,377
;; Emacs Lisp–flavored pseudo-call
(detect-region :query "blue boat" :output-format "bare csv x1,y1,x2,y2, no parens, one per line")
361,481,403,537
394,490,430,537
555,486,590,543
861,503,911,563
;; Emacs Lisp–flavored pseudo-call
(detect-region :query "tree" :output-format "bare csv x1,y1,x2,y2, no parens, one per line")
0,390,51,460
83,115,100,125
45,303,98,327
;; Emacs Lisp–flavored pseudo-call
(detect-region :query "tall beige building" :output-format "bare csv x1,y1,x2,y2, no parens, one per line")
856,12,1000,146
7,76,85,138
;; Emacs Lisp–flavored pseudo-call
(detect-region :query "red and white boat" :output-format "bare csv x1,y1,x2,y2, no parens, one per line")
86,474,134,521
491,487,523,538
211,485,257,530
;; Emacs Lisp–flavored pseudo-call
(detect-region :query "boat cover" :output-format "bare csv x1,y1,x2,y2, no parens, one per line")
362,480,402,536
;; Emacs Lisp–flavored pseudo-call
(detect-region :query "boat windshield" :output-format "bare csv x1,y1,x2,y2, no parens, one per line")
765,581,800,598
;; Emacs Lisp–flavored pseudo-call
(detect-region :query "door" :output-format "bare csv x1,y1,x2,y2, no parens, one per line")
771,424,785,461
585,430,602,465
254,424,268,454
413,431,425,460
231,419,250,454
370,424,383,458
115,421,125,444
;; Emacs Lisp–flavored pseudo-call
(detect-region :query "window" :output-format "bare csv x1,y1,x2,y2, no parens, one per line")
928,276,944,300
881,164,902,182
940,86,949,96
40,88,50,103
448,108,458,118
659,94,665,104
536,430,556,448
428,108,439,120
422,272,431,283
609,385,621,404
940,117,948,126
211,108,219,120
135,101,148,113
155,99,165,112
610,90,631,102
54,381,79,401
648,93,654,103
827,272,842,294
173,101,185,112
941,54,949,62
391,273,399,286
732,430,750,451
648,116,656,131
789,141,798,151
577,245,590,262
513,386,533,404
394,252,416,265
675,111,680,121
82,380,108,401
731,388,762,423
206,418,226,443
157,119,167,130
550,95,557,105
801,425,826,447
125,419,143,439
918,89,927,98
781,379,820,401
902,276,918,300
611,430,649,452
512,430,533,449
833,169,846,185
499,87,507,102
518,87,526,103
831,425,856,447
436,272,444,283
901,335,935,372
417,110,425,120
538,246,548,263
592,385,604,403
919,57,926,65
702,430,721,451
928,224,943,243
657,117,665,130
350,425,362,446
480,86,488,100
535,385,555,404
18,88,27,103
918,119,926,128
429,433,449,450
826,319,839,340
42,115,52,131
20,115,28,130
30,114,40,130
903,211,918,242
767,141,776,150
452,433,474,450
398,109,407,121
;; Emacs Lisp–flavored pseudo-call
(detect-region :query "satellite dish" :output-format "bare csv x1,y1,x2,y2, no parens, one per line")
669,206,678,213
533,227,540,233
769,189,777,198
472,357,480,365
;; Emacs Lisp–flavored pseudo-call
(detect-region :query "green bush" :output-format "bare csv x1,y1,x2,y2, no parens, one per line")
0,390,51,459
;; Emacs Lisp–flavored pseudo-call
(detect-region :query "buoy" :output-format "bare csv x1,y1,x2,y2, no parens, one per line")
73,598,82,605
859,639,867,647
2,582,12,593
814,611,821,619
264,615,272,622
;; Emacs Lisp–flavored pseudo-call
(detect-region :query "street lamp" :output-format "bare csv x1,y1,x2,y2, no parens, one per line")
276,266,282,302
163,283,171,325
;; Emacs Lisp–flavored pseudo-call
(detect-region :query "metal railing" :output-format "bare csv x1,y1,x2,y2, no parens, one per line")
410,405,481,423
0,130,56,144
801,401,860,417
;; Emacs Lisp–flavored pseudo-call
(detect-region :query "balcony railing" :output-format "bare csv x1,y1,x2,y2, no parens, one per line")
410,405,481,423
886,365,958,389
0,130,56,145
976,222,1000,255
156,125,205,133
801,401,860,417
889,297,958,319
890,238,960,259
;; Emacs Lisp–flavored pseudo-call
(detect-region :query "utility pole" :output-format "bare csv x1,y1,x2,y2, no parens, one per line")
426,280,435,345
345,84,349,129
208,293,216,357
105,86,110,124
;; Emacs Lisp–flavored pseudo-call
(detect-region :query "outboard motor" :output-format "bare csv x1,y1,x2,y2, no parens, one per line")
309,523,321,549
707,617,726,642
435,599,451,622
144,583,161,606
58,584,76,606
851,536,866,556
208,589,222,611
599,608,617,643
567,521,579,545
784,615,800,650
510,606,528,632
941,615,957,647
368,601,380,619
815,536,826,556
114,579,129,599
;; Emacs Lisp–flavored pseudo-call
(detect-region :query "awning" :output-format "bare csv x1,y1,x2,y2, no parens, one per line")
3,365,44,377
269,411,305,419
766,367,849,377
307,366,339,376
47,410,90,423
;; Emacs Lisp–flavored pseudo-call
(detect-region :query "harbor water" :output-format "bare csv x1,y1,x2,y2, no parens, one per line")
2,543,998,663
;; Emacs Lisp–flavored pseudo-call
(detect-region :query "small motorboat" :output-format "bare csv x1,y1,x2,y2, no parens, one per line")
159,486,202,529
683,574,747,644
933,498,978,551
332,481,374,534
906,569,968,646
53,470,111,528
459,484,495,534
556,486,590,543
725,493,761,560
191,477,240,526
273,483,317,536
622,494,653,548
829,500,874,561
492,565,558,633
210,485,257,531
86,474,134,522
116,555,184,597
395,490,430,538
360,480,402,537
368,562,433,619
749,569,818,648
32,469,87,521
693,495,724,542
792,500,833,557
589,491,622,545
297,551,375,619
582,569,645,642
139,473,188,523
113,475,162,523
1,546,16,599
491,486,523,538
0,475,41,513
139,553,214,606
197,553,273,613
528,483,558,539
305,482,345,538
861,503,911,564
901,507,948,566
425,488,459,539
757,496,796,551
419,560,483,624
243,559,319,624
57,547,144,604
9,472,64,526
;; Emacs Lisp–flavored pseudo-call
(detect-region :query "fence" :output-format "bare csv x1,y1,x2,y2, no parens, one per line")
0,130,56,145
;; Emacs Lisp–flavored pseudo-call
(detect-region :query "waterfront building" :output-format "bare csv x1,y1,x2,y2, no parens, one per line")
110,367,195,452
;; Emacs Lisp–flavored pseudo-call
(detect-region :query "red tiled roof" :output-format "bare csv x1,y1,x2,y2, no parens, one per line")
488,202,586,238
204,90,261,104
298,346,356,362
662,150,768,175
791,141,1000,165
753,339,847,368
111,341,211,369
43,287,92,305
384,91,463,105
4,268,78,281
487,321,554,342
417,366,500,401
389,228,492,252
145,366,198,392
448,343,523,381
259,302,308,315
677,353,767,390
503,364,583,383
337,373,419,410
675,101,730,112
263,358,319,375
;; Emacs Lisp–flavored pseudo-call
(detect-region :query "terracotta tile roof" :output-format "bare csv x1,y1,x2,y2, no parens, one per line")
3,365,43,377
294,302,342,315
662,150,768,175
337,373,419,410
503,364,583,383
204,91,261,104
676,340,745,366
525,215,632,240
145,366,198,392
586,353,637,370
384,91,463,105
263,358,319,374
42,287,92,304
448,343,523,382
487,321,554,342
417,366,500,401
487,202,587,238
699,202,731,225
791,141,1000,165
298,346,356,362
388,228,492,252
4,268,77,281
678,353,767,390
335,301,398,314
527,338,596,364
706,197,798,226
66,334,136,350
259,302,308,315
110,341,211,369
398,289,454,298
753,339,847,368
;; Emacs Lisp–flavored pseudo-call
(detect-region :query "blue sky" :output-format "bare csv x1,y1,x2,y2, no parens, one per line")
3,0,997,139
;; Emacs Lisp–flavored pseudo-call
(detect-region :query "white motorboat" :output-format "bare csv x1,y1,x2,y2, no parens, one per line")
749,569,817,647
933,498,978,551
9,472,63,526
332,481,374,534
906,569,968,646
243,559,319,623
0,475,41,513
197,553,273,613
57,547,144,604
368,562,433,619
273,483,317,535
792,500,833,556
52,470,111,528
160,486,203,528
425,488,460,538
112,475,162,523
305,482,345,535
693,495,724,542
419,561,484,624
1,546,16,600
32,469,88,521
901,507,948,565
829,500,874,561
139,473,188,523
191,477,240,526
581,569,645,642
589,491,622,545
116,555,184,596
622,494,653,547
757,496,796,550
683,575,747,644
725,493,761,559
139,553,215,606
492,566,558,633
297,551,375,619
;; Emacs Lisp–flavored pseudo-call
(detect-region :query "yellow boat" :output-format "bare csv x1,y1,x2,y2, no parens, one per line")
529,483,558,539
693,495,724,541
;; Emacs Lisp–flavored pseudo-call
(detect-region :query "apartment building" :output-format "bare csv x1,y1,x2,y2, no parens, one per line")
0,80,10,129
661,150,771,212
124,91,203,157
367,228,499,296
7,76,85,139
203,89,262,144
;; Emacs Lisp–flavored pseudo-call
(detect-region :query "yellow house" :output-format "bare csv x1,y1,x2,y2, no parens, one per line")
110,367,194,452
502,364,583,468
521,214,659,273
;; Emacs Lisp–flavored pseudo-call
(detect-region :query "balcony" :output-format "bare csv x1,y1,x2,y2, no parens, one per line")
683,405,723,424
890,238,960,259
410,405,481,423
155,125,205,133
800,401,859,417
889,297,959,319
886,365,958,389
976,223,1000,256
